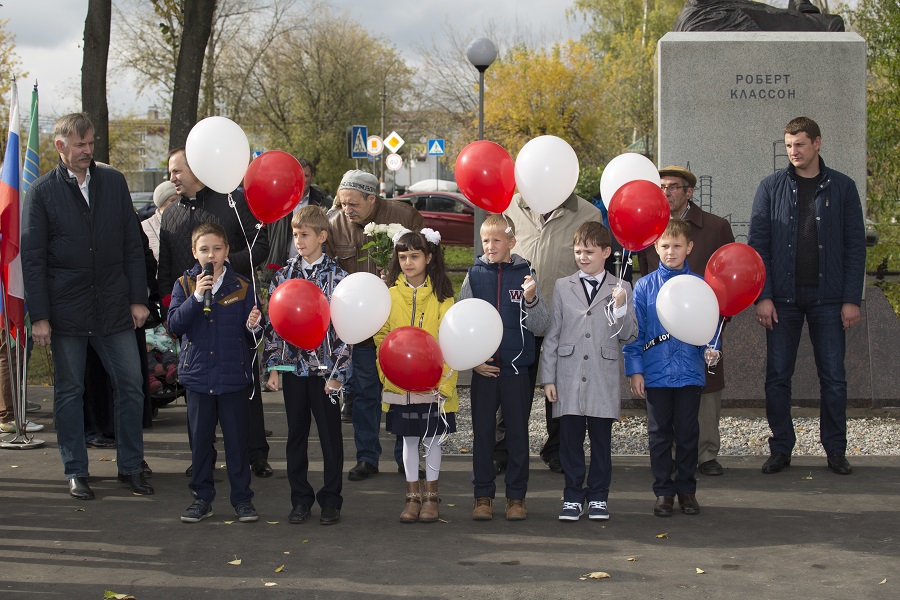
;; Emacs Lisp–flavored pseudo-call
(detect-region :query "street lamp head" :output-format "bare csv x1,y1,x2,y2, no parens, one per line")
466,37,497,73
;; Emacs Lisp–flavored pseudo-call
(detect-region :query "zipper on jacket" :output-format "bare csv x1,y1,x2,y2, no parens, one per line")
409,288,417,326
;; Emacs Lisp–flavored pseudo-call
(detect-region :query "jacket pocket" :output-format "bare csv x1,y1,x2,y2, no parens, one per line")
181,341,193,370
558,344,575,357
333,244,358,262
600,346,619,361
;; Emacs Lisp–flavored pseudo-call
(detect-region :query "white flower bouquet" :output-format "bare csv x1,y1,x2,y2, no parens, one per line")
360,222,406,270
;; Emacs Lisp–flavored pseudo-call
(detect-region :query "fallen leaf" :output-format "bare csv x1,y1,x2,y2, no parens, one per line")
267,521,279,525
879,578,886,584
103,592,136,599
438,518,449,523
626,557,636,562
75,508,85,512
264,582,277,587
802,472,813,480
302,539,309,544
696,568,706,574
275,565,284,573
10,465,19,468
581,571,611,580
100,457,111,461
446,503,456,507
227,558,242,565
459,448,469,453
656,532,669,539
283,551,290,555
223,521,235,525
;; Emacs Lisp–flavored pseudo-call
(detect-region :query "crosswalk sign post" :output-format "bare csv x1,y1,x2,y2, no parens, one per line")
347,125,368,159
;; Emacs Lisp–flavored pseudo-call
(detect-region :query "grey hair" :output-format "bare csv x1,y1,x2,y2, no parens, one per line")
54,113,94,145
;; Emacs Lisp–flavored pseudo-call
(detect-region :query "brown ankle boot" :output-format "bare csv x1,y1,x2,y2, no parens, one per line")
399,480,422,523
419,479,440,523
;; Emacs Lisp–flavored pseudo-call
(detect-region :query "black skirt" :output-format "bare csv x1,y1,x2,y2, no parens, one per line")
385,403,457,438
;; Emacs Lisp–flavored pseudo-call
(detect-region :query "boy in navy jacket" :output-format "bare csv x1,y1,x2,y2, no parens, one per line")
457,214,550,521
168,223,263,524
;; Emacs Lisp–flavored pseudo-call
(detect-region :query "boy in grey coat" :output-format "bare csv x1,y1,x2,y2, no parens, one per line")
542,222,637,521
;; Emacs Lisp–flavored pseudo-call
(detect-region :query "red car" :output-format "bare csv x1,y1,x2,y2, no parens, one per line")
394,192,476,246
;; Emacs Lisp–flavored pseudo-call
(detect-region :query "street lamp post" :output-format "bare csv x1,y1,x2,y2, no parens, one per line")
466,37,497,252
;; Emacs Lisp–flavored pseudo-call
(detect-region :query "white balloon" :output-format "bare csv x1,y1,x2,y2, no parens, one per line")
185,116,251,194
655,275,719,346
599,153,661,208
438,298,503,371
330,272,391,345
514,135,580,214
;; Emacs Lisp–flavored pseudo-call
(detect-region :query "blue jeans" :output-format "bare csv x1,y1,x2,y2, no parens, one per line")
51,329,145,479
765,287,847,456
350,344,383,466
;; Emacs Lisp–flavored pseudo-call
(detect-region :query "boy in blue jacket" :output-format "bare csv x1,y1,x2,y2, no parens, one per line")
262,206,350,526
168,223,263,524
457,214,550,521
624,219,720,518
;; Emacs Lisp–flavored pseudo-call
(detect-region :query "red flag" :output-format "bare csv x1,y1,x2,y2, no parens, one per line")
0,79,25,334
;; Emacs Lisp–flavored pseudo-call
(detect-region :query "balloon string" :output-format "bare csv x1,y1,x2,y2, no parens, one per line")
230,192,264,348
706,316,725,374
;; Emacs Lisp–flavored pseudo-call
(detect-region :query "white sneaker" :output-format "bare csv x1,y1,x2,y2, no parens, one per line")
0,420,44,433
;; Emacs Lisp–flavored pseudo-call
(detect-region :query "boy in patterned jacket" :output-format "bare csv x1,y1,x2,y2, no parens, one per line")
263,206,350,526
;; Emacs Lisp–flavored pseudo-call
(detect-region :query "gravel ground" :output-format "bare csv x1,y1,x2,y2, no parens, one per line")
445,387,900,456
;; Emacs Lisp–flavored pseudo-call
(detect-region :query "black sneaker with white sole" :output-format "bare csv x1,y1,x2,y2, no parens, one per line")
181,499,213,523
235,502,259,522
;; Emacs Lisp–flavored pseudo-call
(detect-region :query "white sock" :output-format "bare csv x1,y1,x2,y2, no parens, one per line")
423,436,442,481
403,436,420,482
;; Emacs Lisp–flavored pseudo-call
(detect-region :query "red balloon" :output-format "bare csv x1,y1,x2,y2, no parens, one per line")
378,326,444,392
454,140,516,213
704,243,766,317
268,279,330,350
243,150,306,224
607,180,670,252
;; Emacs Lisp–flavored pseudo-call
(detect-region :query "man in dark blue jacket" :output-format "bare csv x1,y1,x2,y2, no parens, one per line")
748,116,865,476
21,113,153,500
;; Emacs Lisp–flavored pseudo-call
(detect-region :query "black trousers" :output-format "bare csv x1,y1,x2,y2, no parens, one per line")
186,387,253,507
495,337,559,464
471,372,530,500
558,415,613,504
282,373,343,510
645,386,702,496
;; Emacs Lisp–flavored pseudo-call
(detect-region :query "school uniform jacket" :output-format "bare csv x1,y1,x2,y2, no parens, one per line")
541,272,637,419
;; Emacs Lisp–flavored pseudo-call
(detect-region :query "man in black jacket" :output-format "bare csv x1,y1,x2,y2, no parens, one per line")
21,112,153,500
158,147,273,477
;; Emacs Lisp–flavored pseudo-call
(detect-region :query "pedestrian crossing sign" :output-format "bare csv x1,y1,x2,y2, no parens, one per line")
426,139,445,156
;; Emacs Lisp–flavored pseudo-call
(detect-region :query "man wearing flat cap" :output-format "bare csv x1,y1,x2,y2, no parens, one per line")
327,170,423,481
637,166,735,477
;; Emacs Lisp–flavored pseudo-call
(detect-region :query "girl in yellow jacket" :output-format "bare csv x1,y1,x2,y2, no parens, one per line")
375,229,458,523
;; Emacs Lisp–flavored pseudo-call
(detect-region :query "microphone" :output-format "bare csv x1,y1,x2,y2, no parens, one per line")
202,262,214,318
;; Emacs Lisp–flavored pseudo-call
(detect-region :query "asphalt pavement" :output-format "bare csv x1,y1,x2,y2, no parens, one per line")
1,386,898,600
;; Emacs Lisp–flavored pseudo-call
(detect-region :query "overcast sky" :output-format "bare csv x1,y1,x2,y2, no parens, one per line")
4,0,588,120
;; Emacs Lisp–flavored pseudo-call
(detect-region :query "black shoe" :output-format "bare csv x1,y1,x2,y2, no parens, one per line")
494,460,507,475
251,459,273,477
827,455,852,475
545,457,564,474
699,460,723,476
289,504,311,524
118,471,154,495
320,506,341,525
340,403,352,423
68,477,95,500
185,465,193,477
654,495,674,517
141,460,153,478
348,461,378,481
181,499,213,523
264,430,273,438
235,502,259,522
761,452,791,474
677,493,700,515
85,436,116,449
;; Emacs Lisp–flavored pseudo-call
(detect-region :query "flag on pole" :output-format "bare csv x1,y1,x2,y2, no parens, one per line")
0,78,26,335
23,82,39,194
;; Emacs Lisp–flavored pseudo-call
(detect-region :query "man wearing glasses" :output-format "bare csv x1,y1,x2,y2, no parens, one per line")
637,166,735,477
